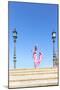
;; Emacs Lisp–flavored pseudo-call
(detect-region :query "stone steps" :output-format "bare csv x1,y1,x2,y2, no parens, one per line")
9,67,58,88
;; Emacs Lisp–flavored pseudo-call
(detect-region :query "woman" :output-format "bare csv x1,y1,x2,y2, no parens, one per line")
33,46,43,68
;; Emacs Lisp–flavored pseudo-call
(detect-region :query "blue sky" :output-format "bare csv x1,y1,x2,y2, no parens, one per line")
8,2,58,69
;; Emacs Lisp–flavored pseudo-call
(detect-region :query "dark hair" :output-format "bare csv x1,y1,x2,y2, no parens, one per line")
34,46,37,51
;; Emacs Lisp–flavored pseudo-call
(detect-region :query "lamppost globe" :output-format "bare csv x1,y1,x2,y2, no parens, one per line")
13,28,17,39
52,32,56,39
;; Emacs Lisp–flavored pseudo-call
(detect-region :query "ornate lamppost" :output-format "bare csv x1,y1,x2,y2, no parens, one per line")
52,32,56,67
13,28,17,69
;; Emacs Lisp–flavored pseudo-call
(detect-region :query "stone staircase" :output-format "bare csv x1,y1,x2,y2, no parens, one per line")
9,67,58,88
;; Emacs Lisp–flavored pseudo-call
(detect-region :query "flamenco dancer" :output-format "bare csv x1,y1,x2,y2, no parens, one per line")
33,46,43,68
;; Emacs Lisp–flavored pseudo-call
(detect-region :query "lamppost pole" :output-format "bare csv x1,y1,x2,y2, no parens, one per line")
13,28,17,69
52,32,56,67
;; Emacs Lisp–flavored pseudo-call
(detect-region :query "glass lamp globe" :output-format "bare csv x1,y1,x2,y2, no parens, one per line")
13,29,17,38
52,32,56,38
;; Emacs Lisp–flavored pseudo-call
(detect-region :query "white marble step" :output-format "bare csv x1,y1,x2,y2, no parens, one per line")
9,73,58,81
9,79,58,88
9,68,58,73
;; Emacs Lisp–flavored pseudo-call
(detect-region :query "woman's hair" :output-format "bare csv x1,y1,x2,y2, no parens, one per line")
34,46,37,51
